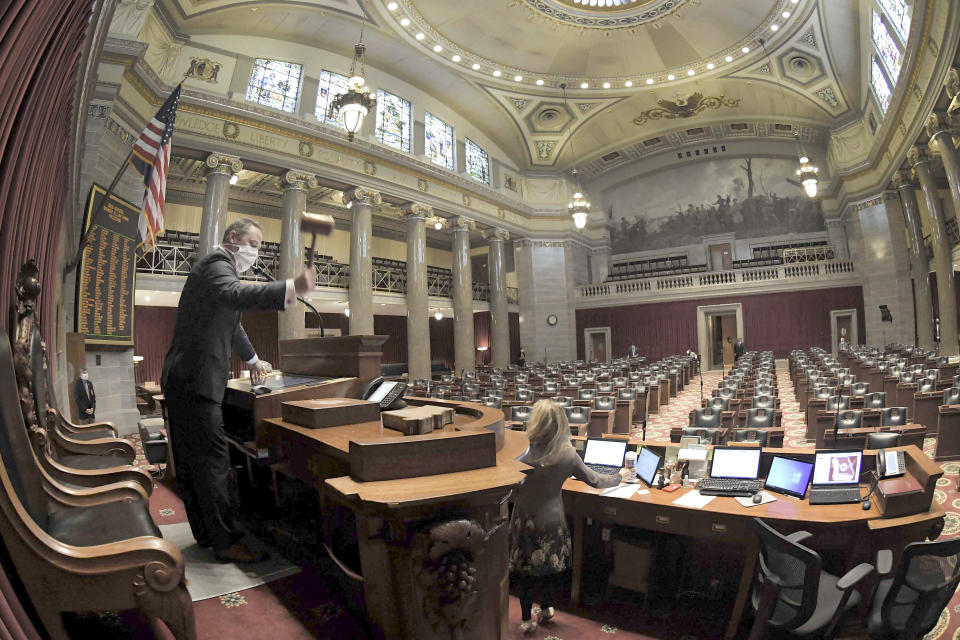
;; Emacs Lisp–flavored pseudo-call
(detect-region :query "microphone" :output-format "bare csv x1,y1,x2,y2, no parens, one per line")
252,265,324,337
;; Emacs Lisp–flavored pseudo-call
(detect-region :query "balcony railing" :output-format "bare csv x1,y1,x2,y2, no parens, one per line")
579,260,857,300
136,242,518,303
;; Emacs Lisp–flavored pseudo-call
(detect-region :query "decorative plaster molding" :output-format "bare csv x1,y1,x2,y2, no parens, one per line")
402,203,433,219
342,187,383,208
451,217,475,232
482,229,510,242
281,170,318,191
892,170,916,189
205,152,241,175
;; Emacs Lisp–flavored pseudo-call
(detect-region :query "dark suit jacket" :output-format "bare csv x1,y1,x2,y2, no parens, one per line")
734,342,745,358
74,378,95,415
162,250,287,403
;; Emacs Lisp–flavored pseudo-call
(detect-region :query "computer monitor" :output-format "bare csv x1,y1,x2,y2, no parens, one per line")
708,447,762,480
583,439,628,468
764,456,814,498
812,450,862,486
635,447,662,487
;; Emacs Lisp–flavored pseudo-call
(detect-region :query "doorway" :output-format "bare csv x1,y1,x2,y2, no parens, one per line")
697,303,744,371
584,327,611,363
709,243,733,271
829,309,859,356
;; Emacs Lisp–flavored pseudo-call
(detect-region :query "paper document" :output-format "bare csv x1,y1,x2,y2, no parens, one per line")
599,484,649,499
678,448,708,461
672,490,716,509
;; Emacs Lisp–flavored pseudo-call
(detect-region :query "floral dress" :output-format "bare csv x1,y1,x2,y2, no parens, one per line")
509,446,619,577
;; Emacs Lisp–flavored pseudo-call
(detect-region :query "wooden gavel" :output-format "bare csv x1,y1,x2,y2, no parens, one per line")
301,212,335,267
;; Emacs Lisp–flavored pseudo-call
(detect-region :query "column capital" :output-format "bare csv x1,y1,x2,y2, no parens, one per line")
205,152,242,175
926,112,952,142
892,170,916,190
401,202,433,219
947,68,960,99
281,170,318,191
451,216,475,232
908,145,932,168
341,186,382,207
481,228,510,242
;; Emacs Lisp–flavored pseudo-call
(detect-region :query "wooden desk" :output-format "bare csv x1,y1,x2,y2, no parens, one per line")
265,399,528,640
913,390,944,436
565,445,943,640
614,399,635,434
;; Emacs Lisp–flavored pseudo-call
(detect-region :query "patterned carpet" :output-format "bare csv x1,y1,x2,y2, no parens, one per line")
113,366,960,640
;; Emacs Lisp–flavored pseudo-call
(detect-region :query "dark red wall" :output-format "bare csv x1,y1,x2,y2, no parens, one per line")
576,286,865,360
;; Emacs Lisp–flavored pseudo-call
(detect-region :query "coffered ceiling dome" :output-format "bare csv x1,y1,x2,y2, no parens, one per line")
385,0,797,87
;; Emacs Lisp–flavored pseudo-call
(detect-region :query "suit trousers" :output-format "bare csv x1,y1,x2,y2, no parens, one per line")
165,390,242,551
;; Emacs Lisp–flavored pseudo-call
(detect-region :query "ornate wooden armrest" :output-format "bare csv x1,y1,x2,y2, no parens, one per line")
57,410,118,437
41,472,149,507
45,457,153,497
51,427,136,463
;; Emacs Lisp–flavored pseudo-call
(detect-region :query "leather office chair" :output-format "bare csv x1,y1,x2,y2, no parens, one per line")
954,374,960,389
492,379,508,390
510,405,532,425
918,380,936,393
461,382,480,398
565,406,591,434
850,382,870,396
718,388,737,400
515,374,529,384
552,396,573,408
681,427,721,444
839,375,856,388
597,382,614,393
628,372,641,381
412,378,430,388
924,369,939,381
515,389,534,403
826,395,850,412
692,408,722,428
900,373,916,384
613,377,628,388
815,386,835,400
482,396,502,410
734,429,769,447
753,395,775,410
486,388,504,399
582,375,597,384
708,396,730,411
745,408,775,429
943,387,960,407
543,381,559,394
594,396,616,411
865,432,900,449
749,518,872,640
440,374,454,384
867,539,960,640
754,384,774,397
578,388,597,401
863,392,887,409
836,410,863,430
137,418,168,477
880,407,908,427
617,387,637,401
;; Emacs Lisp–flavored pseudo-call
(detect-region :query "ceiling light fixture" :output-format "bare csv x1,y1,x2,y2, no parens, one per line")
452,54,461,62
415,32,425,40
433,44,443,52
725,55,733,62
229,174,239,185
580,82,589,89
434,310,443,320
387,1,398,10
344,307,350,317
770,24,779,31
561,83,590,230
515,75,523,81
795,131,819,198
707,62,715,70
687,69,695,76
782,11,790,18
602,82,611,88
400,17,410,26
666,74,675,81
472,63,481,70
625,80,633,87
536,79,544,86
331,20,376,142
493,70,502,77
742,46,750,53
646,78,654,85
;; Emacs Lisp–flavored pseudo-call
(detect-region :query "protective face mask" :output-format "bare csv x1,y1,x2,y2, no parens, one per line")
229,244,259,273
80,373,89,381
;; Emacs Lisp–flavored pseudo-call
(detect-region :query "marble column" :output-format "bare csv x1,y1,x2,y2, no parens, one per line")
198,153,241,257
484,228,511,368
342,187,381,335
403,203,432,382
910,145,958,356
451,217,476,375
278,170,317,341
894,171,935,350
824,218,849,259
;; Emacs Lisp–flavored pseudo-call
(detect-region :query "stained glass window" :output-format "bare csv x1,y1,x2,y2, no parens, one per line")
246,58,302,113
872,10,902,81
315,70,350,127
878,0,910,40
465,138,489,185
424,112,455,170
871,58,893,114
375,89,411,152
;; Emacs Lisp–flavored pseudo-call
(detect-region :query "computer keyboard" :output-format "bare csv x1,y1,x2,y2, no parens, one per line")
697,478,765,496
586,464,622,476
808,487,862,505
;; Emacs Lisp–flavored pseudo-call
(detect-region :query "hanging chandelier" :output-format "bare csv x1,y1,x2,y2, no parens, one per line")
331,23,376,141
794,130,819,199
561,84,590,229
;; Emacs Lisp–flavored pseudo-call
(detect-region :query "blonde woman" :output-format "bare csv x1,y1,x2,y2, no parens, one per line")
509,399,619,633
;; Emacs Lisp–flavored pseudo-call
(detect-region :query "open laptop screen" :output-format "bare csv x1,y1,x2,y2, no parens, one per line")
812,450,862,485
709,447,761,479
583,439,627,467
765,456,814,498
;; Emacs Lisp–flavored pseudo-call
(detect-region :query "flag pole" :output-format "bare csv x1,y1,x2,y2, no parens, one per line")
65,147,135,275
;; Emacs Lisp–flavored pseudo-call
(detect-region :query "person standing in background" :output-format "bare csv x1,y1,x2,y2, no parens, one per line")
518,347,526,368
73,368,96,424
734,338,745,362
628,344,639,358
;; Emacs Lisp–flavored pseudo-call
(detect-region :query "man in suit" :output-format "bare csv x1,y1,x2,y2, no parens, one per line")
73,368,95,424
628,344,639,358
734,338,745,362
162,218,315,563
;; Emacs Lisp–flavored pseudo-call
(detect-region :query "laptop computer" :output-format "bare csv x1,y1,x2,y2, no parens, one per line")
635,446,662,487
809,450,863,504
582,438,628,477
697,447,764,496
765,456,815,499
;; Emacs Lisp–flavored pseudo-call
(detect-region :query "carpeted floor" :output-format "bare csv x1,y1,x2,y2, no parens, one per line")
117,364,960,640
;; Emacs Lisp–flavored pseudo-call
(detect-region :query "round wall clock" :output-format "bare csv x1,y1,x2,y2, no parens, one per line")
546,314,558,326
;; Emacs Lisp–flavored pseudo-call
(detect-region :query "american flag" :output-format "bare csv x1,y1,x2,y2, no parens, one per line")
129,84,180,250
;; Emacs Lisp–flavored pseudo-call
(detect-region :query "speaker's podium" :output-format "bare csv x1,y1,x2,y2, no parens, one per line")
222,335,389,448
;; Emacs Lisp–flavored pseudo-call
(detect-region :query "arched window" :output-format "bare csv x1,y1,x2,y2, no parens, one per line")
878,0,910,39
316,70,350,128
375,89,412,152
872,10,902,80
425,112,455,170
465,138,489,185
870,58,893,114
869,0,909,117
246,58,302,113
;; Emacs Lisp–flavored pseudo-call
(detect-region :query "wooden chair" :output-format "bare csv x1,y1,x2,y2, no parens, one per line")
0,336,195,640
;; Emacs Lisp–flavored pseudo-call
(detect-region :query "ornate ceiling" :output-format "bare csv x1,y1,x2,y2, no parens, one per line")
159,0,861,173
